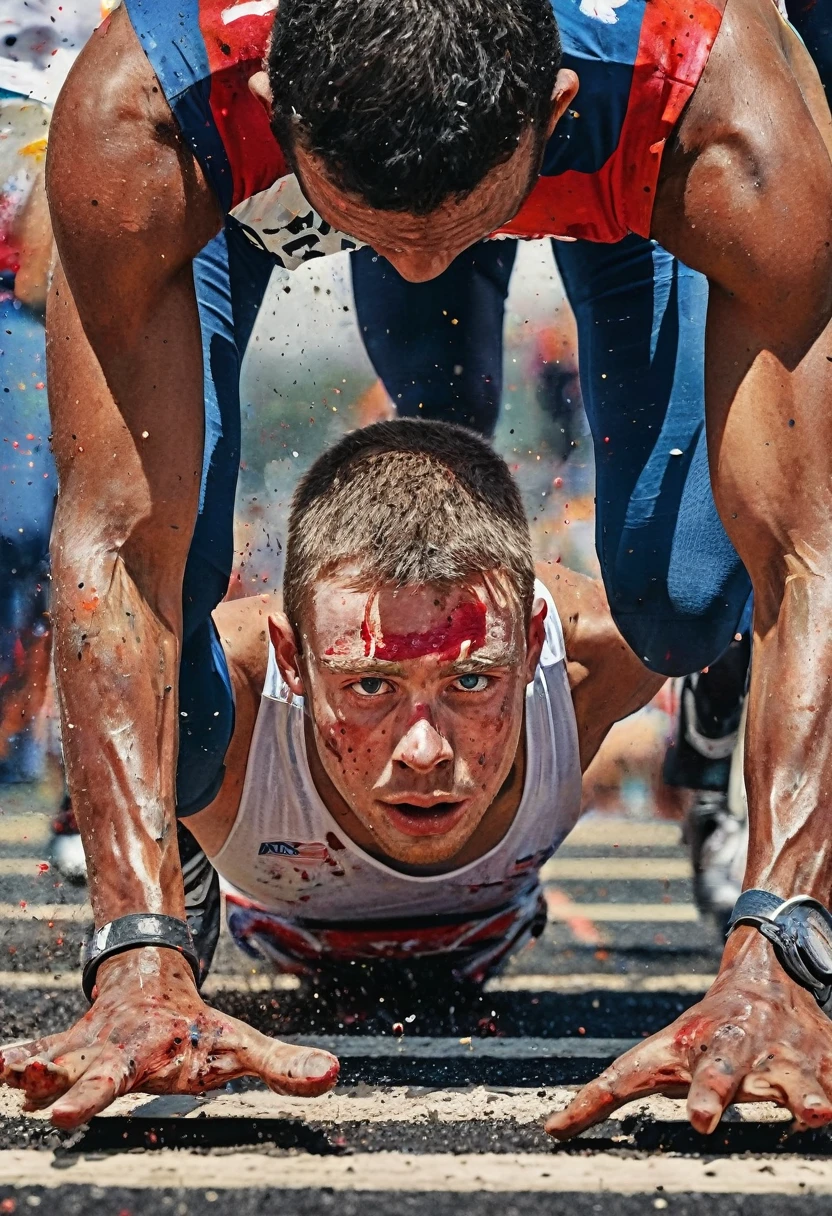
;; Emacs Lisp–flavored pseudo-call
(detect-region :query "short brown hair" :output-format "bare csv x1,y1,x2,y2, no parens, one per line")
284,420,534,633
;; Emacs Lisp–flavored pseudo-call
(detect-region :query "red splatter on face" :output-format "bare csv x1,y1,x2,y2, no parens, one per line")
360,599,487,661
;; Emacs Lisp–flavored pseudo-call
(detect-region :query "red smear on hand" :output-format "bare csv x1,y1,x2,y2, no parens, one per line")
673,1015,711,1051
361,600,487,661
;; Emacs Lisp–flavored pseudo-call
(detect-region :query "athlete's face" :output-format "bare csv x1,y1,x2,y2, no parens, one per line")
250,69,579,283
271,570,547,867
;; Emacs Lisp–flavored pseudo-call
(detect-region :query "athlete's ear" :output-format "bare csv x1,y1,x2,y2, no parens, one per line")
525,597,548,683
268,613,305,696
545,68,580,139
249,70,274,121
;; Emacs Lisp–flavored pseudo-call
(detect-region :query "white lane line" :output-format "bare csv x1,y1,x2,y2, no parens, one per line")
0,970,713,995
0,858,52,876
0,1086,794,1128
541,857,691,881
487,973,714,994
0,855,693,880
0,903,88,921
0,1149,826,1194
119,1089,792,1127
544,896,698,922
0,970,300,993
0,900,700,924
0,816,50,846
563,819,682,848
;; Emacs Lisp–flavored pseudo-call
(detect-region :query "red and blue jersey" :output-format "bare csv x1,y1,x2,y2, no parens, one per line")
124,0,725,259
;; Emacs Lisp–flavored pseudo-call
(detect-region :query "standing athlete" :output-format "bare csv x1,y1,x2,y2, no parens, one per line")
41,0,832,1136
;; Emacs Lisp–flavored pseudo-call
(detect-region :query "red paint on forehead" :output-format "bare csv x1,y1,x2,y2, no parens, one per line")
361,599,487,661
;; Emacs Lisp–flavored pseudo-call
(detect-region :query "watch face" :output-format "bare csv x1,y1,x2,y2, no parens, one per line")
797,907,832,980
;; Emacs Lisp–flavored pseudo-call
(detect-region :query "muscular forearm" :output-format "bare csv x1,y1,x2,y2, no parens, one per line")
701,298,832,906
45,254,206,930
743,574,832,899
51,529,185,924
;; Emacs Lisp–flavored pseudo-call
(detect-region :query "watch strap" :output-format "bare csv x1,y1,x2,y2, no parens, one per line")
82,913,200,1002
727,889,832,1008
726,887,786,931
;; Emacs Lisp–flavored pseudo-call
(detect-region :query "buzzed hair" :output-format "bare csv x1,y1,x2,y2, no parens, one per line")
284,420,534,634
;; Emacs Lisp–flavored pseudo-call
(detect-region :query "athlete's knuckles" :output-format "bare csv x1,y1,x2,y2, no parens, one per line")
0,1046,38,1076
265,1063,340,1096
738,1074,788,1103
750,1048,804,1075
12,1058,65,1095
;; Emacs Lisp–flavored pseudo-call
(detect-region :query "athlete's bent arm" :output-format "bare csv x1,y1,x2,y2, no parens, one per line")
0,8,336,1127
549,0,832,1139
537,564,665,771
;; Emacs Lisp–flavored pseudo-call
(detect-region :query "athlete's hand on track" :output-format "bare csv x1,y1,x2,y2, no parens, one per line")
546,931,832,1139
0,949,339,1128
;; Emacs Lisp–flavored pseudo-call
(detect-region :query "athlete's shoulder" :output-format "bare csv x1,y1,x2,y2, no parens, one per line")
124,0,285,211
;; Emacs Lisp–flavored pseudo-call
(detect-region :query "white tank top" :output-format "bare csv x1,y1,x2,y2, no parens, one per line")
212,580,581,924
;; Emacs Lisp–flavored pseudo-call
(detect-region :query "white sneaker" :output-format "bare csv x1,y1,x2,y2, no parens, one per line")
51,829,87,885
685,790,748,930
50,797,87,885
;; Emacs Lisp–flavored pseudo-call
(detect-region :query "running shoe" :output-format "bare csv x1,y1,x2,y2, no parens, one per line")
179,822,221,987
685,789,748,931
50,794,86,885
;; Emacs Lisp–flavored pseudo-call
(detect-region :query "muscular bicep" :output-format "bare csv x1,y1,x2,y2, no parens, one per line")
46,4,223,607
47,5,221,334
654,0,832,363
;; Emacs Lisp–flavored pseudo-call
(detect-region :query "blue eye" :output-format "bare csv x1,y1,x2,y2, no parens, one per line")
455,674,487,691
354,677,387,696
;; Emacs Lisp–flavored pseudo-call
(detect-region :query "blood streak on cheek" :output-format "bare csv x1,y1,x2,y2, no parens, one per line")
361,600,487,661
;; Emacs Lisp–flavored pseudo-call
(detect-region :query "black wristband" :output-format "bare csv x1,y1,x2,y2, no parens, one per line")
81,913,200,1002
726,888,786,933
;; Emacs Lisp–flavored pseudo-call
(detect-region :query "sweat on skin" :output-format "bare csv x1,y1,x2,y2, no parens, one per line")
272,569,542,867
27,0,832,1139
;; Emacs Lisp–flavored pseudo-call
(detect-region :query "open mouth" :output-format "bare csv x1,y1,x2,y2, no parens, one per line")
383,800,469,838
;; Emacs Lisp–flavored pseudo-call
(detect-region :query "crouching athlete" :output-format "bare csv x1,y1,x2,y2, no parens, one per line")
0,420,662,1125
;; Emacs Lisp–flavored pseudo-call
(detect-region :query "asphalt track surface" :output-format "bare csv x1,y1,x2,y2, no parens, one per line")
2,779,832,1214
